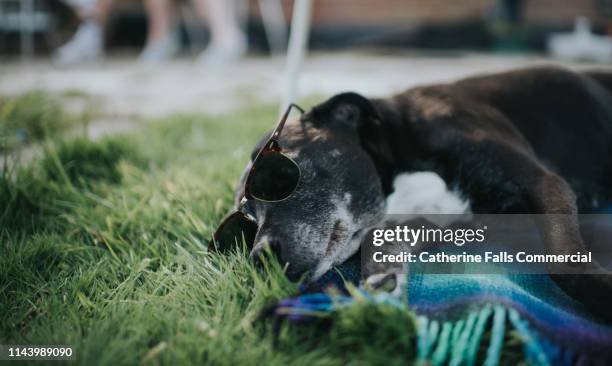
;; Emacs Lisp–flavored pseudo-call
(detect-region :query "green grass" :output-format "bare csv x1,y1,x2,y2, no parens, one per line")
0,92,78,151
0,97,530,365
0,104,419,365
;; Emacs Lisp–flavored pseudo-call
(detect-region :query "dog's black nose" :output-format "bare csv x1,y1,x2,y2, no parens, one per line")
249,239,284,266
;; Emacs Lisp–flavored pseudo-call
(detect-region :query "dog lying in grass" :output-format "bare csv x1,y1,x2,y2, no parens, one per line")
215,66,612,318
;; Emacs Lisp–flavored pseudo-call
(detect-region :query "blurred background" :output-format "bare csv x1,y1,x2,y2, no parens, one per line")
1,0,612,128
3,3,612,360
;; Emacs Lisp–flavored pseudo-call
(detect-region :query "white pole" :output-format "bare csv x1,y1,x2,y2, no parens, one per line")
279,0,311,116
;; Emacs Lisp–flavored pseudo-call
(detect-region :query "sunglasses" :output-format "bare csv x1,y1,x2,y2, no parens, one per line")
210,103,304,253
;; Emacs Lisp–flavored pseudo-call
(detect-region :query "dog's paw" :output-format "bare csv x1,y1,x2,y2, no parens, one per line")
363,272,407,300
364,273,397,292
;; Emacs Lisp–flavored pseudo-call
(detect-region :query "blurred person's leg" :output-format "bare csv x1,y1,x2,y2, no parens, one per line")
140,0,181,64
55,0,113,64
192,0,246,67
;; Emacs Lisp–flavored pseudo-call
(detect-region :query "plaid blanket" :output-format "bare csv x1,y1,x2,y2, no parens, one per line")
272,241,612,365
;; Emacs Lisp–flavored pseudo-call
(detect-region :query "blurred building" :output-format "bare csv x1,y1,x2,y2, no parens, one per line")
1,0,611,56
301,0,607,25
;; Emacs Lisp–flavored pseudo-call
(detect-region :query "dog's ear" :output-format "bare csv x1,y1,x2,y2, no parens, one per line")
308,92,396,194
308,92,378,129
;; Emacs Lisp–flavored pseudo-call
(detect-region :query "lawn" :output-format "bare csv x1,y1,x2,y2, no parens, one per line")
1,99,417,366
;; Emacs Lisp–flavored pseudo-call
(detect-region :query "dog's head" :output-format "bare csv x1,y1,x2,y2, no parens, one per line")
235,93,390,280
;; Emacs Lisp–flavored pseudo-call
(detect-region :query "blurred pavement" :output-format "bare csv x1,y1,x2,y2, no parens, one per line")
1,51,611,120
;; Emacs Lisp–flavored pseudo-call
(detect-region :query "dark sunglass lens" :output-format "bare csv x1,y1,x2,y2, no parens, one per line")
213,214,258,253
250,153,300,201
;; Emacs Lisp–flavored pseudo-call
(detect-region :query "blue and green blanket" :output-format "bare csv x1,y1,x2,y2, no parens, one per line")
272,241,612,365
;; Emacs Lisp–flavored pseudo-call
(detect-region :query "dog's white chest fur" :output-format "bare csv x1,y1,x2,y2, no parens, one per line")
385,172,471,215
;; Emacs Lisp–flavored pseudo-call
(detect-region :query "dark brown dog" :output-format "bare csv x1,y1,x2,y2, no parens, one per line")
236,66,612,317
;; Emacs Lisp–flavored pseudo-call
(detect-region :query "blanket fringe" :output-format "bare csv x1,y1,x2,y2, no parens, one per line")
416,306,511,366
271,291,608,365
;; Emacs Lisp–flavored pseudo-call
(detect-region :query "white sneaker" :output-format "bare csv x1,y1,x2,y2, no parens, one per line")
548,17,612,63
139,33,180,65
198,34,247,69
54,21,103,65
